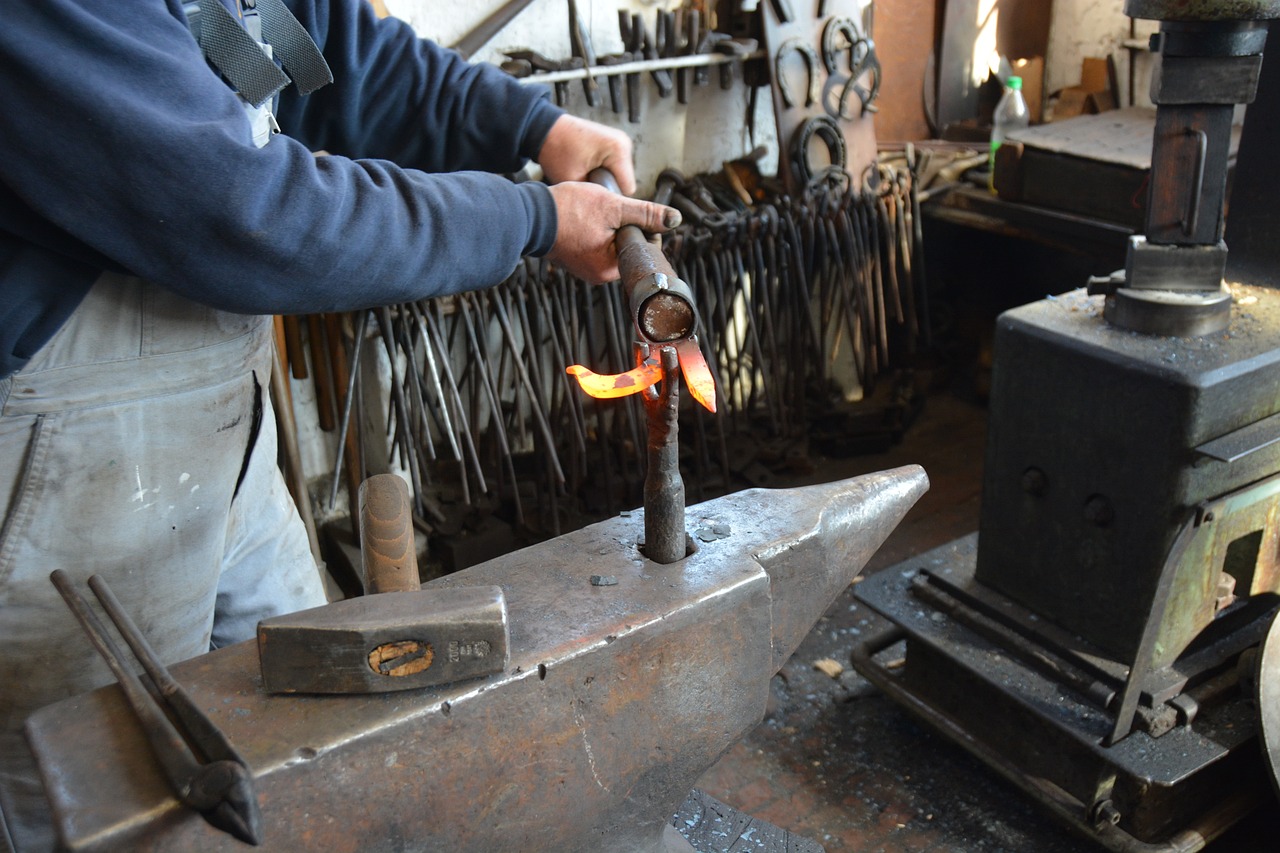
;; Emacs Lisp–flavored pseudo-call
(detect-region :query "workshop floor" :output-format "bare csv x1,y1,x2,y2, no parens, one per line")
692,387,1280,853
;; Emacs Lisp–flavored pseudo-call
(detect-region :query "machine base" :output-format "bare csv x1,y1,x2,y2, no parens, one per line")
852,534,1270,853
1103,286,1233,337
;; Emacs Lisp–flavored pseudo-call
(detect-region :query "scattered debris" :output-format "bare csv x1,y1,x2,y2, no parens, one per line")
813,658,844,679
590,575,618,586
694,522,732,542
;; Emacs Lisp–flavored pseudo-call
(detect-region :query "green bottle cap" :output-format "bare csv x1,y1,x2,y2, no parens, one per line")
1007,76,1023,90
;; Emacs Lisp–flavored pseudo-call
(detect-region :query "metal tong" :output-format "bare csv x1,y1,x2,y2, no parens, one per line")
50,570,263,845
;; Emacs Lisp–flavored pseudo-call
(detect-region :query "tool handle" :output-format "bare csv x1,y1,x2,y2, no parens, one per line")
586,168,695,344
358,474,420,594
49,571,204,800
451,0,538,59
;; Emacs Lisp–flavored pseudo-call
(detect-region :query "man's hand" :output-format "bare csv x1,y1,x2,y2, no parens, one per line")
546,182,682,284
537,115,636,195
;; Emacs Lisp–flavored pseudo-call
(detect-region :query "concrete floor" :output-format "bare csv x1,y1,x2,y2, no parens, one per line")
692,389,1280,853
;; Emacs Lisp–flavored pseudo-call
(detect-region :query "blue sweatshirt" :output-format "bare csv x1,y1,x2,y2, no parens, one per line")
0,0,563,378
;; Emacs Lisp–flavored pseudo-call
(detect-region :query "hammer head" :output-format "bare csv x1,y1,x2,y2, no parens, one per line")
256,585,509,694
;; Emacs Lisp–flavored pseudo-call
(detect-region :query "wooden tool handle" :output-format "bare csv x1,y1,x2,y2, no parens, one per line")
358,474,419,594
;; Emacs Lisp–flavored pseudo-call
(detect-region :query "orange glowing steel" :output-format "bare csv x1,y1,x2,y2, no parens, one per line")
675,338,717,413
566,362,663,399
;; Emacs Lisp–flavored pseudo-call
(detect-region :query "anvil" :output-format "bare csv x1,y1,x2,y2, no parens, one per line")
26,466,927,852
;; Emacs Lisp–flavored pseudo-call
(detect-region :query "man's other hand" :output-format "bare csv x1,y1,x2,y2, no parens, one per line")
537,115,636,195
546,182,681,284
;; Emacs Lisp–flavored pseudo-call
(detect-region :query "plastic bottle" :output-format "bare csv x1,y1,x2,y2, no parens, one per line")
989,75,1030,192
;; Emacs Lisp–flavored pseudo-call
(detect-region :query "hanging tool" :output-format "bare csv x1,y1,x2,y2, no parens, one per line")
566,0,600,107
676,9,699,104
768,0,795,24
598,52,630,114
451,0,540,60
637,12,673,98
257,474,510,694
774,37,821,109
50,570,263,846
617,10,644,121
502,48,581,106
713,35,756,90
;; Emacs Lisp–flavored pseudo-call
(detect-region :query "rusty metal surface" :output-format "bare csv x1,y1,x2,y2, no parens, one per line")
641,346,686,565
28,467,927,852
1125,0,1280,20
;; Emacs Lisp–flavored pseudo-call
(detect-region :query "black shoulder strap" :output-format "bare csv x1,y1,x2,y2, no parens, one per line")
256,0,333,96
189,0,332,107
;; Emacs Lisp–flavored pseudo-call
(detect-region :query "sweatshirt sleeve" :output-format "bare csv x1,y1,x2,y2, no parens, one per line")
276,0,564,174
0,0,562,317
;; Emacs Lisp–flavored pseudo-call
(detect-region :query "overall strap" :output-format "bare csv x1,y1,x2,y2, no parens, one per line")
188,0,332,107
256,0,333,96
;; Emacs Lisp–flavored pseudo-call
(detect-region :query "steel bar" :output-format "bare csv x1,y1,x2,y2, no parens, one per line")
268,341,322,565
374,308,429,503
451,0,539,60
329,310,369,510
457,294,524,527
407,303,468,504
641,345,685,564
490,283,566,485
306,313,337,431
420,301,489,496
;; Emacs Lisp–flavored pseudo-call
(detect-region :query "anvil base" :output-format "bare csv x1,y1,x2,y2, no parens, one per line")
852,534,1271,853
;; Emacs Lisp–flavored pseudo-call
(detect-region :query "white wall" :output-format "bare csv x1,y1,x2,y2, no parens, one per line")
1045,0,1158,109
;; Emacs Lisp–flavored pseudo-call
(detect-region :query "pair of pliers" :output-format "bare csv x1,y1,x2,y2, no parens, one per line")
51,571,263,845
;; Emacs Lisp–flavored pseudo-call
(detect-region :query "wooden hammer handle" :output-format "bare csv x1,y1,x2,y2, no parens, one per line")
358,474,420,594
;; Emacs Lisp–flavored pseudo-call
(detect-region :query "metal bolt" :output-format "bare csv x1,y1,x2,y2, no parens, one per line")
1090,799,1121,829
1083,495,1114,527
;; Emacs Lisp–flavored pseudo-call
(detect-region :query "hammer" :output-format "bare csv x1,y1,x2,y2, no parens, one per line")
256,474,509,694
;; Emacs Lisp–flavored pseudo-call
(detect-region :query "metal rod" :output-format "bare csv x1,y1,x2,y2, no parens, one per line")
330,310,369,510
451,0,539,60
517,49,762,86
641,346,685,565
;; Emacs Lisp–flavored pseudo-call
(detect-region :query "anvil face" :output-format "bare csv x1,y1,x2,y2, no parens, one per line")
27,467,927,852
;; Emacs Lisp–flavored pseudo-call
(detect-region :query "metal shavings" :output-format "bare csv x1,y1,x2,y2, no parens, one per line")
694,522,732,542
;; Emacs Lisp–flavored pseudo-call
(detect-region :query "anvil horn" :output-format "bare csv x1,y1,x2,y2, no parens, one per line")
28,466,927,853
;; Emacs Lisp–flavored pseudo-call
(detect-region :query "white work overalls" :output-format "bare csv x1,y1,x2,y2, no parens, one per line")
0,3,329,849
